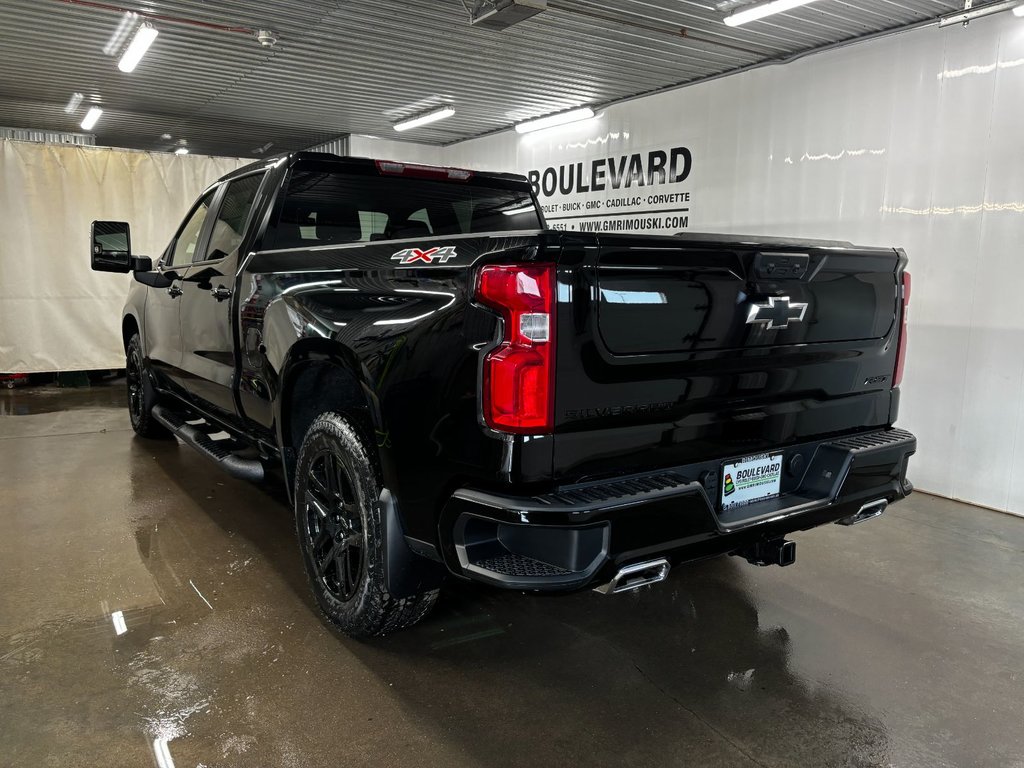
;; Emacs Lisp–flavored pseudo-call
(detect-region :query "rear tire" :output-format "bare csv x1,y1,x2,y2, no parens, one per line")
294,412,438,637
126,333,171,439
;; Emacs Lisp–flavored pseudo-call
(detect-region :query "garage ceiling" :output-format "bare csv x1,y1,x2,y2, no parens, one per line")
0,0,968,157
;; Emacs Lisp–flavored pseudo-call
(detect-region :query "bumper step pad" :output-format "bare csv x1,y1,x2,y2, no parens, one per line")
534,471,689,507
475,553,571,578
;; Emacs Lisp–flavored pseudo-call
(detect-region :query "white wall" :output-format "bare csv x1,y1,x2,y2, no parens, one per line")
348,135,444,165
0,141,249,373
437,14,1024,515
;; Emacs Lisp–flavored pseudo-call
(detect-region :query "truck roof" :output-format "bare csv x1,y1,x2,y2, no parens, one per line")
219,151,532,188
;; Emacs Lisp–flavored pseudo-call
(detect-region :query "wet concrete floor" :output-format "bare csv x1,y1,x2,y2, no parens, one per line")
2,384,1023,767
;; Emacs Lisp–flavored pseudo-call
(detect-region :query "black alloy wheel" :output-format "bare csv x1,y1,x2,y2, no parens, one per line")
125,333,171,438
126,341,145,426
303,448,366,601
293,412,439,637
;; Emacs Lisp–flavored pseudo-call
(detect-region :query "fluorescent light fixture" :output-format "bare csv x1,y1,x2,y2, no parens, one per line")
118,23,158,73
1013,2,1024,17
514,106,595,134
64,92,84,114
938,0,1022,26
470,0,548,29
81,106,103,131
393,106,455,132
723,0,822,27
174,147,189,155
111,610,128,636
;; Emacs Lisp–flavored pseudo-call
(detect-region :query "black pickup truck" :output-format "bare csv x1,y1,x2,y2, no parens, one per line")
91,152,916,636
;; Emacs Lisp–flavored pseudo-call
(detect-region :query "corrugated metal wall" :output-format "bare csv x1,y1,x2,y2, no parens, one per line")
306,136,350,155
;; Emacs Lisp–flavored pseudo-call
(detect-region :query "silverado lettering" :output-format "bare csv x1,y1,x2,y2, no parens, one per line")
564,403,674,420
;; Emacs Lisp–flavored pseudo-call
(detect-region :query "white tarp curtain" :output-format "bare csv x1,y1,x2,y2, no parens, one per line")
0,140,249,373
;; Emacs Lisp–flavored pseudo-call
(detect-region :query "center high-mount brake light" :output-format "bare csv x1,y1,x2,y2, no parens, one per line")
374,160,473,182
893,271,911,388
475,264,555,434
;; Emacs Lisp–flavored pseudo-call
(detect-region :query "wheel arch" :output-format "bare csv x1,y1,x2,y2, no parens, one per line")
278,339,444,602
122,314,141,352
275,338,392,491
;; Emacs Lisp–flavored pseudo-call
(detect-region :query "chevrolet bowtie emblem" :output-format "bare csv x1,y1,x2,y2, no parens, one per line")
745,296,808,330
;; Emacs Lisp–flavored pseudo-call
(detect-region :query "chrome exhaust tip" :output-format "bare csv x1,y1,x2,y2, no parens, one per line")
594,558,670,595
836,498,888,526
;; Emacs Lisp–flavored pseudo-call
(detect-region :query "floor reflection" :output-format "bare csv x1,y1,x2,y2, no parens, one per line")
127,443,893,766
4,385,1024,767
0,380,128,416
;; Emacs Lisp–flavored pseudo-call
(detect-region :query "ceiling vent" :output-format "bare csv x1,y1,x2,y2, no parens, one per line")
469,0,547,30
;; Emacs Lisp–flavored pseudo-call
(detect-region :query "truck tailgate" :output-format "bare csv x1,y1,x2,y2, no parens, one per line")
552,232,905,480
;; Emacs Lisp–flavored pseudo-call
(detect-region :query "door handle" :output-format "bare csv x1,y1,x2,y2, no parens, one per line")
167,284,183,298
210,286,232,302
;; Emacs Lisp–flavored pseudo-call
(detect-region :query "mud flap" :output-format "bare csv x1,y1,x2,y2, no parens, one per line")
377,488,446,598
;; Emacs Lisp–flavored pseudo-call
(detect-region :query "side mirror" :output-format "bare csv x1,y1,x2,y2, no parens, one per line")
91,221,132,273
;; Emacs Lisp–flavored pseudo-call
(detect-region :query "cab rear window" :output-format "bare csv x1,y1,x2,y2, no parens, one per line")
267,166,540,250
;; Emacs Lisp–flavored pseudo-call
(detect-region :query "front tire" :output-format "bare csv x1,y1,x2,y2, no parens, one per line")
126,333,171,439
294,412,438,637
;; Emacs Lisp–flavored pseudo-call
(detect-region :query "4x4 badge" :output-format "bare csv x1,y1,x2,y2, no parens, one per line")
391,246,458,265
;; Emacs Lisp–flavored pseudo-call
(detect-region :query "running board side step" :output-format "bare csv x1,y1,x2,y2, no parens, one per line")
594,558,670,595
836,498,888,526
152,404,264,483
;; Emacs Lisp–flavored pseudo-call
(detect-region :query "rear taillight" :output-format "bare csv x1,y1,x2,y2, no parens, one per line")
893,271,911,388
475,264,555,434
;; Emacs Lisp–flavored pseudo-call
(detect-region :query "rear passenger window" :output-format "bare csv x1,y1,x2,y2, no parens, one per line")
168,190,216,267
201,173,263,262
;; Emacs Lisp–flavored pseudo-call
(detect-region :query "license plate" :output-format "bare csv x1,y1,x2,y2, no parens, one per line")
721,453,783,510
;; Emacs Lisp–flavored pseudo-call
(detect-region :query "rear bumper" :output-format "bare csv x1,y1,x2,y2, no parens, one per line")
438,427,916,590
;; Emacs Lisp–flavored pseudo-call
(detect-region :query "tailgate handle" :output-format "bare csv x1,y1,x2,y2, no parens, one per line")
754,252,809,280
